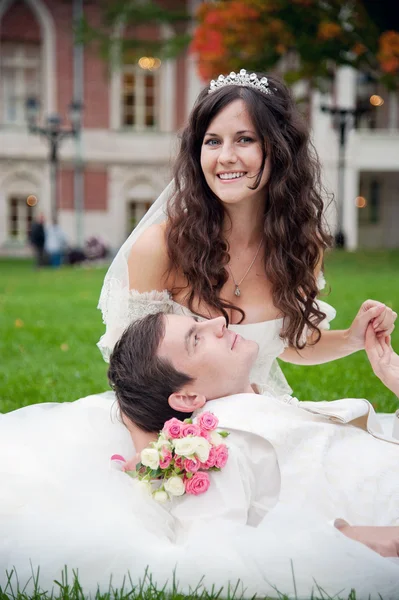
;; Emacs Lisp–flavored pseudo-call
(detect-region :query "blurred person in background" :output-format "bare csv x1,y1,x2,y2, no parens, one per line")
29,213,46,268
44,219,67,268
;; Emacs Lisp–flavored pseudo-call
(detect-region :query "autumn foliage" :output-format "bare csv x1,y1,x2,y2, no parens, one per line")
191,0,399,88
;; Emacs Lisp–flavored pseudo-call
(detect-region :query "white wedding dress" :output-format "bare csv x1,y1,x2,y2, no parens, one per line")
1,289,399,599
2,182,399,598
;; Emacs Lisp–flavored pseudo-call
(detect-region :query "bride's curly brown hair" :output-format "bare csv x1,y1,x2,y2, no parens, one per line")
166,74,333,349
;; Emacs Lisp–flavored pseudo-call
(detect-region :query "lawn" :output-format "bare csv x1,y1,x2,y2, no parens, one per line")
1,250,398,414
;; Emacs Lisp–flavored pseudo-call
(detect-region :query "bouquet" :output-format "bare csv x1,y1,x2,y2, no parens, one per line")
111,412,229,502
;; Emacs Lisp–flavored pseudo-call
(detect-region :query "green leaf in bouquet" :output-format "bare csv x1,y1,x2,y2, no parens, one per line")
218,431,229,438
150,467,163,478
125,470,138,478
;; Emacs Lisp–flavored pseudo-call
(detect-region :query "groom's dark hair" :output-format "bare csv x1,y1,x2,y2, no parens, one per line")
108,312,194,432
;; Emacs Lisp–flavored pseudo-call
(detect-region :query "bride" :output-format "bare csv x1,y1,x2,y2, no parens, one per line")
0,70,398,598
98,69,396,448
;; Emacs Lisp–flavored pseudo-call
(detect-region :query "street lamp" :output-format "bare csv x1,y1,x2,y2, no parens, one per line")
320,104,368,249
25,98,83,224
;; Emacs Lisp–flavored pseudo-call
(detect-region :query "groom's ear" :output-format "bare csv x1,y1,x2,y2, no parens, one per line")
168,390,206,413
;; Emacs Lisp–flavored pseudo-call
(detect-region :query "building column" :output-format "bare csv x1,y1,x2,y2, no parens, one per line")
342,163,359,251
335,66,359,249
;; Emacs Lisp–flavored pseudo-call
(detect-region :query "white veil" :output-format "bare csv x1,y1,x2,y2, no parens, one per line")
97,180,175,361
97,179,293,397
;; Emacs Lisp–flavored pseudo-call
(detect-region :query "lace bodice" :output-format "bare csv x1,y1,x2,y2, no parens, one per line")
98,284,336,397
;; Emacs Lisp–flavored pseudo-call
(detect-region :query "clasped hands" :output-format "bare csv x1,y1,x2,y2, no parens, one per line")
347,299,396,351
347,299,398,397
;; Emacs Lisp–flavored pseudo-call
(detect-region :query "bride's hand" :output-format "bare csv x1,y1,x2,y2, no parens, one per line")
365,325,399,397
335,518,399,557
122,452,142,472
347,300,396,351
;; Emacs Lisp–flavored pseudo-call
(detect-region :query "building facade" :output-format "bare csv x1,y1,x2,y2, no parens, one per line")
0,0,398,253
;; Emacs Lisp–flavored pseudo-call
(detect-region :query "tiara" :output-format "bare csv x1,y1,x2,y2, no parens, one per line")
208,69,272,96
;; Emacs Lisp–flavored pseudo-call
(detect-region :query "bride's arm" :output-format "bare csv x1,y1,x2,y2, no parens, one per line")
128,223,170,292
280,301,396,366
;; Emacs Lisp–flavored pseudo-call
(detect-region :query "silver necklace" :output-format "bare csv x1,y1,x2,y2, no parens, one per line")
227,238,263,297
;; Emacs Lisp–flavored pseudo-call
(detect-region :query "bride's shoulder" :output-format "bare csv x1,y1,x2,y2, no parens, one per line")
130,222,167,255
128,222,170,292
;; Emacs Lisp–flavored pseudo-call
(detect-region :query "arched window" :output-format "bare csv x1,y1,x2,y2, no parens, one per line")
1,42,41,125
121,63,160,130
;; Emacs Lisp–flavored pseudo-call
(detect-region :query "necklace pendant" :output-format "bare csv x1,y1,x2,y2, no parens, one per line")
234,285,241,297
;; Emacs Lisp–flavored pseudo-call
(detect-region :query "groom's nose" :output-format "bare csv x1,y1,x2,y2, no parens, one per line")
210,316,226,338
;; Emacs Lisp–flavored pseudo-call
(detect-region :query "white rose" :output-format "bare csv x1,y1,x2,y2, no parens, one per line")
153,489,169,503
154,436,172,452
173,437,198,457
210,431,224,447
141,448,160,470
193,436,211,462
164,476,185,497
136,480,152,495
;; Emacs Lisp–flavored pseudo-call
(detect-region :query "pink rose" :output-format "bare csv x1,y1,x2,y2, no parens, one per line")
174,456,184,470
163,417,183,439
202,446,216,469
184,457,201,473
159,448,173,470
199,429,211,441
197,412,219,431
214,444,229,469
182,423,201,437
185,471,210,496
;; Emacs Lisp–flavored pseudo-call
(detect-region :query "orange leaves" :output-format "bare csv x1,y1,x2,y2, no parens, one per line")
191,0,263,80
192,1,399,87
351,42,367,57
378,31,399,75
317,21,342,42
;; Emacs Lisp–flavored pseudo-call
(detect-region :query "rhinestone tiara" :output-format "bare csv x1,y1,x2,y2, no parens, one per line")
208,69,272,96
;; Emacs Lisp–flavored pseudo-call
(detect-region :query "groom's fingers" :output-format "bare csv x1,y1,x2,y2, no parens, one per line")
365,325,383,361
379,335,392,366
359,305,385,330
373,306,388,330
374,307,396,333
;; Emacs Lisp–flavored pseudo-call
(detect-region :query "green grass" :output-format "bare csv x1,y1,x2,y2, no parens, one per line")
0,251,398,414
0,566,376,600
0,259,108,413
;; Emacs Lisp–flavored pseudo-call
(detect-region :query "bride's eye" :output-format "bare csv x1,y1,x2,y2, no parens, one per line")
194,334,200,346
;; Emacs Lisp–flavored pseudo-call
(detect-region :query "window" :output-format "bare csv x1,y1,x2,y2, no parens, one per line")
358,180,381,225
121,66,159,130
128,200,152,234
8,196,35,241
0,43,42,126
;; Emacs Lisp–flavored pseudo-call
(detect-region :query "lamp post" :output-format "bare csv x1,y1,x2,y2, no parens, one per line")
26,98,83,225
320,105,368,249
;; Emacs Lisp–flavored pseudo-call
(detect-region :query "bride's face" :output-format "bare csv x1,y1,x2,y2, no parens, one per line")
158,314,258,400
200,99,270,207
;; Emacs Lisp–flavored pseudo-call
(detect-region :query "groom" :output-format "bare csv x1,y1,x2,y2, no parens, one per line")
108,311,399,557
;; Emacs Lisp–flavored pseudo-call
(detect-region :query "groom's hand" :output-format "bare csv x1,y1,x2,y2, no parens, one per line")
365,325,399,397
347,300,396,351
335,518,399,557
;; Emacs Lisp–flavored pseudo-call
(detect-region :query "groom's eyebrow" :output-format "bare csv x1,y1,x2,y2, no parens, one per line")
184,317,199,355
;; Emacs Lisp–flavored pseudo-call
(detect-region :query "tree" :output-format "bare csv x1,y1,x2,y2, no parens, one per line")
190,0,399,89
77,0,190,67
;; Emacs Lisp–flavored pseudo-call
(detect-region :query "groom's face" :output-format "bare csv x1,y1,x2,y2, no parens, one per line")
157,314,258,399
